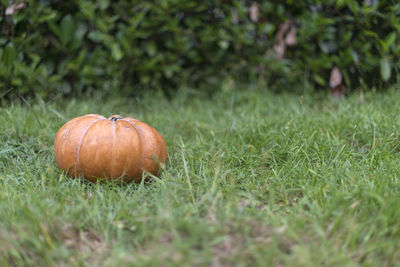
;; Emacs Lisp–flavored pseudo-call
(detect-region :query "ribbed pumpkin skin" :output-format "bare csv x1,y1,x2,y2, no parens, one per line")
54,114,167,182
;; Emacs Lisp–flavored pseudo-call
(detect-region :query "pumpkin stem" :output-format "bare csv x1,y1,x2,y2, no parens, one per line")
110,115,123,122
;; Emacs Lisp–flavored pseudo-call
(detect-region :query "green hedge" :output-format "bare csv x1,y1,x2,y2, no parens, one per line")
1,0,400,98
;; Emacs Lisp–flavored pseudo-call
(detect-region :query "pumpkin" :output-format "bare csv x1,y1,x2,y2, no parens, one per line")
54,114,167,182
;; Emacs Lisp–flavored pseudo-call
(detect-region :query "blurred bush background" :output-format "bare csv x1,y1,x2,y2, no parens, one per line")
1,0,399,98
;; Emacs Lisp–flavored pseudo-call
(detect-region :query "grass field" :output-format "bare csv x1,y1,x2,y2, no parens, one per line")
1,88,400,266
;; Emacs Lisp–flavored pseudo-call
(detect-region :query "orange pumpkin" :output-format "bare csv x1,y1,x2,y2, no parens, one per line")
54,114,167,182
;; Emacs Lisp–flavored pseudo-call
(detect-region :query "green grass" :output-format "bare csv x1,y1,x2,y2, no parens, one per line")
1,89,400,266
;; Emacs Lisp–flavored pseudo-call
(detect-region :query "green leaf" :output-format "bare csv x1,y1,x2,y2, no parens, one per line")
318,41,338,54
145,42,157,56
380,57,391,81
88,31,104,43
313,74,326,86
128,8,149,31
218,40,229,50
350,49,359,64
111,43,123,61
384,32,397,50
99,0,110,10
3,43,17,67
380,32,397,53
60,15,75,44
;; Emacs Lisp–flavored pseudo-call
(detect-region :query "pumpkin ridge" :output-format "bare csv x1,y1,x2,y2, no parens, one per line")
121,119,145,175
56,115,89,166
61,114,103,140
111,120,118,178
76,118,104,176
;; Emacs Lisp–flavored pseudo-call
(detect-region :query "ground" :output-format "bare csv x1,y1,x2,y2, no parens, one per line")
0,88,399,266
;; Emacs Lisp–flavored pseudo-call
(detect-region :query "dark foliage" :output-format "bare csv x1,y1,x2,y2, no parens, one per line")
1,0,399,98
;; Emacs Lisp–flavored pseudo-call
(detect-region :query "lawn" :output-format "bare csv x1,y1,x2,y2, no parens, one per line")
1,89,399,266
